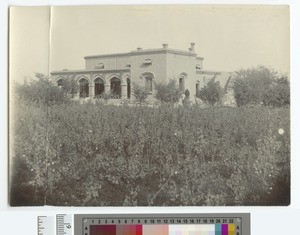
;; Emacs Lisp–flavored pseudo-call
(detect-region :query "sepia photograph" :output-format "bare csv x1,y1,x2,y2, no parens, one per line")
9,5,290,206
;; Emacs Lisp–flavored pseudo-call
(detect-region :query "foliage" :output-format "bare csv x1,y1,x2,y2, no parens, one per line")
60,76,79,98
263,76,290,107
232,66,289,107
197,78,224,106
154,79,181,103
11,100,290,206
15,73,70,107
132,83,149,104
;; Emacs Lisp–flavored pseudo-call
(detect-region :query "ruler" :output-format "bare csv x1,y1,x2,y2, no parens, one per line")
56,214,73,235
37,216,55,235
37,214,73,235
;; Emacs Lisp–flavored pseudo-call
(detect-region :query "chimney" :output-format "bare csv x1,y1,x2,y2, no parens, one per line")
162,43,168,49
190,43,195,53
137,47,142,51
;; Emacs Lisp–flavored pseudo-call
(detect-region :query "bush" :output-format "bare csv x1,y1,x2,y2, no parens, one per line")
132,83,149,104
154,79,181,103
263,76,290,107
197,78,224,106
11,101,290,206
232,66,289,107
15,73,70,107
60,76,79,98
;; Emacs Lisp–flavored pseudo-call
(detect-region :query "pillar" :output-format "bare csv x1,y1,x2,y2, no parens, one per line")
104,83,110,94
121,84,127,99
89,84,95,98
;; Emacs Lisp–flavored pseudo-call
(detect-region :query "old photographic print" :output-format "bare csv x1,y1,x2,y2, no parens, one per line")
9,5,290,206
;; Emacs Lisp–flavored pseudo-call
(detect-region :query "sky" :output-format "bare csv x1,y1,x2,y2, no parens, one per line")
10,5,290,83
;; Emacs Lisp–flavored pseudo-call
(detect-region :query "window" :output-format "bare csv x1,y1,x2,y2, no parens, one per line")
95,63,104,69
143,59,152,65
196,81,200,93
141,73,154,93
57,79,63,88
179,77,185,92
145,76,153,93
179,73,187,92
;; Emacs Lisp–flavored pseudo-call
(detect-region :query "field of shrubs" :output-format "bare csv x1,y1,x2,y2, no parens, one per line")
10,101,290,206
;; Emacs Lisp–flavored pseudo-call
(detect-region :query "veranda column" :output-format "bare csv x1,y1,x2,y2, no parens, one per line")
121,84,127,99
104,83,110,94
121,73,128,99
104,74,110,95
89,83,95,98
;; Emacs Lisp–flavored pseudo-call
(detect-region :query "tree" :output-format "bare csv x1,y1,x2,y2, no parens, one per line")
197,78,224,106
232,66,286,107
15,73,74,107
15,73,67,107
60,76,79,98
154,79,181,103
263,76,290,107
132,83,149,104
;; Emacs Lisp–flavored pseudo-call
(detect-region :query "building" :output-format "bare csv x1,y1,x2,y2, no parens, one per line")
51,43,233,104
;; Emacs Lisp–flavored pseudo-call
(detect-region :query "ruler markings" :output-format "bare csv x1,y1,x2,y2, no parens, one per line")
37,216,55,235
56,214,73,235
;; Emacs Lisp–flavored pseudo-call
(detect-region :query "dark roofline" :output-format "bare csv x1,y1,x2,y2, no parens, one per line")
84,48,199,59
197,70,222,75
51,68,130,75
84,52,130,59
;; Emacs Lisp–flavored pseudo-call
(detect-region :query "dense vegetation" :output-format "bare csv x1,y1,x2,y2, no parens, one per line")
10,70,290,206
232,66,290,107
197,78,224,106
154,79,181,103
10,100,290,206
196,66,289,107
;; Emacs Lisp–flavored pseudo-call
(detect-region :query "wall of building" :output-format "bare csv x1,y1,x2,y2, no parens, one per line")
196,57,204,70
129,52,167,88
85,55,130,70
166,53,199,99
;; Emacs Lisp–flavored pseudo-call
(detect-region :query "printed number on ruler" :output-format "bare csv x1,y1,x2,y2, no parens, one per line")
37,216,55,235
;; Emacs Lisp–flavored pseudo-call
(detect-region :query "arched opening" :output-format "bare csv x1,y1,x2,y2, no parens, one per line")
57,78,63,88
79,78,89,98
179,77,185,92
196,80,200,93
94,77,105,98
127,78,131,99
110,77,121,99
179,73,187,93
143,74,153,93
196,80,200,97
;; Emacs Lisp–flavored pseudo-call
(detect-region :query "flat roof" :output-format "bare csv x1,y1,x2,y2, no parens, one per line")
197,70,222,75
84,48,203,59
51,68,130,75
